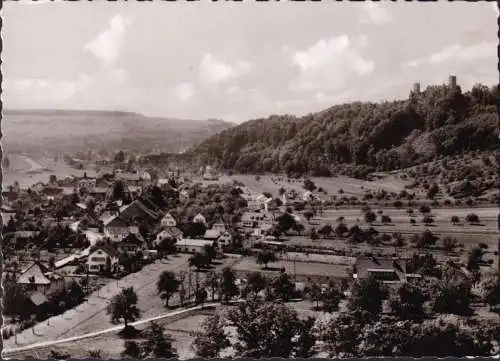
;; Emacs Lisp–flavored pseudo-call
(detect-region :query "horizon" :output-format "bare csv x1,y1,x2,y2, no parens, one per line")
3,1,498,123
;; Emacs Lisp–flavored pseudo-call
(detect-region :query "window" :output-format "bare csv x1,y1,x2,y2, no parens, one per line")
91,257,106,262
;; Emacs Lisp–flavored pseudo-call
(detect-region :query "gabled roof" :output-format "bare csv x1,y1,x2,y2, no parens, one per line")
204,229,221,240
17,261,52,285
354,257,407,280
120,200,159,221
89,243,120,258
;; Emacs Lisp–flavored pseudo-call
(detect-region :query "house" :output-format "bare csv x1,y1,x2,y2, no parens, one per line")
90,186,110,201
218,231,233,246
176,238,216,254
202,166,218,181
103,215,130,242
193,213,207,225
240,211,274,228
154,227,183,245
179,190,190,202
204,229,221,241
115,172,141,185
212,222,226,233
42,186,63,198
141,171,152,183
302,191,319,202
86,244,120,273
161,212,177,228
17,261,65,295
118,200,159,223
352,257,408,283
78,178,97,191
118,232,146,255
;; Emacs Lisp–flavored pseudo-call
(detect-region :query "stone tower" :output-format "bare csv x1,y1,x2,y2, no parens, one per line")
449,75,457,87
413,82,421,94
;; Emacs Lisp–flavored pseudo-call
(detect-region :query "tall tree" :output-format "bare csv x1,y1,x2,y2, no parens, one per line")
106,287,140,328
192,314,230,358
220,267,239,304
157,271,180,308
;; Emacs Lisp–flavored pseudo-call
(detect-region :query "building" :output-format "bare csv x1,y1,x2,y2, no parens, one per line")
179,190,190,202
117,232,146,255
154,227,183,246
16,261,65,295
193,213,207,225
86,244,120,273
103,215,131,242
352,257,410,283
212,222,226,233
203,229,221,241
302,191,319,202
161,212,177,228
176,238,216,254
240,211,274,228
413,82,421,94
449,75,457,87
218,231,233,246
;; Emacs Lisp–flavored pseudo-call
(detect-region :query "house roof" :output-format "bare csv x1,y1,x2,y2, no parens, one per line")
116,172,141,182
120,200,159,221
17,262,52,285
30,292,48,306
177,238,215,248
89,243,120,258
354,257,407,280
204,229,221,239
91,187,109,194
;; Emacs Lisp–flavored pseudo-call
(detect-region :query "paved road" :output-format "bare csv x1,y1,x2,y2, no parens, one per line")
2,303,218,357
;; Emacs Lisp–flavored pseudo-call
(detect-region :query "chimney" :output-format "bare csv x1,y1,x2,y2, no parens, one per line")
449,75,457,87
413,82,421,94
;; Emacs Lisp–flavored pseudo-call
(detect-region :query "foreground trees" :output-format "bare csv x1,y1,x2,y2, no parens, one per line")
194,299,317,358
122,322,177,359
107,287,140,329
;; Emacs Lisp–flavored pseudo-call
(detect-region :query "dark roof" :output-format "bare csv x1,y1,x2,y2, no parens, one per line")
354,257,407,280
90,243,120,258
120,200,159,221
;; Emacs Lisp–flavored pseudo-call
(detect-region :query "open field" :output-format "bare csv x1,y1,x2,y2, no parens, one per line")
222,174,411,198
232,257,350,281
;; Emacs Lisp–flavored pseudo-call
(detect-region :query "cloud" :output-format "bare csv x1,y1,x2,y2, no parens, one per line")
403,41,496,69
5,74,93,105
198,53,252,84
84,15,131,67
291,35,374,92
360,3,392,26
174,83,195,103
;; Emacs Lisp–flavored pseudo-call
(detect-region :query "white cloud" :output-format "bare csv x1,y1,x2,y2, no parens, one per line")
360,3,392,26
291,35,374,92
174,83,195,103
6,74,93,105
403,41,495,69
84,15,131,67
198,53,252,84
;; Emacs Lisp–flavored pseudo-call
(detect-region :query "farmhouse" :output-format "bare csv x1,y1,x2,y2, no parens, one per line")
117,232,146,255
161,212,177,227
154,227,183,246
86,244,120,273
17,261,65,295
118,200,159,223
353,257,408,283
103,215,130,242
241,211,274,228
176,238,216,254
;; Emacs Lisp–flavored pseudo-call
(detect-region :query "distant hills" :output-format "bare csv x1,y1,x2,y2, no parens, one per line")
187,81,499,177
1,109,234,155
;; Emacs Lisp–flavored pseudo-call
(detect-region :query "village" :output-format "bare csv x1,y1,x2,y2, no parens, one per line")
2,151,499,358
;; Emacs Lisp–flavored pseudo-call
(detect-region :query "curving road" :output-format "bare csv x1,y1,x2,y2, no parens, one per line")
2,303,218,357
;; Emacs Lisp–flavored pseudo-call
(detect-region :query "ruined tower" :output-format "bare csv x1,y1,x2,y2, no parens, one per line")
448,75,457,87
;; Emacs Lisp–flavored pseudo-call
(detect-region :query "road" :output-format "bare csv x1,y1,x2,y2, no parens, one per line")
2,303,218,357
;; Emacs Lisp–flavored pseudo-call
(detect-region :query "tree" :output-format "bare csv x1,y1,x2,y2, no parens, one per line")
303,179,317,192
156,237,177,258
466,246,484,271
465,213,480,225
380,214,391,224
307,282,323,310
442,236,457,253
431,269,472,316
114,150,126,163
244,272,267,298
226,299,316,357
422,215,434,225
335,223,349,237
304,210,314,224
419,204,431,215
390,282,427,321
192,314,230,358
220,267,239,304
256,250,277,269
349,276,387,315
451,215,460,224
364,211,376,224
141,322,178,358
411,230,438,249
204,271,219,301
321,280,343,312
479,275,500,310
157,271,180,308
318,224,333,237
203,243,217,263
426,183,439,199
107,287,140,329
189,252,210,270
271,271,295,302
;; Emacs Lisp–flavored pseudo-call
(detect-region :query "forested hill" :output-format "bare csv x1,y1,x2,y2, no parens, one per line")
188,82,499,177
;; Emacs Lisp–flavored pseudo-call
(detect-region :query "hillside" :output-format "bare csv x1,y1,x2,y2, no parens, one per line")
1,109,233,155
188,82,499,178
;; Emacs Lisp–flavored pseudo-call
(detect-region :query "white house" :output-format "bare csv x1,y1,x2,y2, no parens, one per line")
86,244,120,273
179,190,190,202
161,212,177,228
176,238,216,254
218,231,233,246
193,213,207,225
17,261,65,295
212,222,226,233
103,215,130,242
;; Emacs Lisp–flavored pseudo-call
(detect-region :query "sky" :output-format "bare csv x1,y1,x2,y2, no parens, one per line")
2,1,498,123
